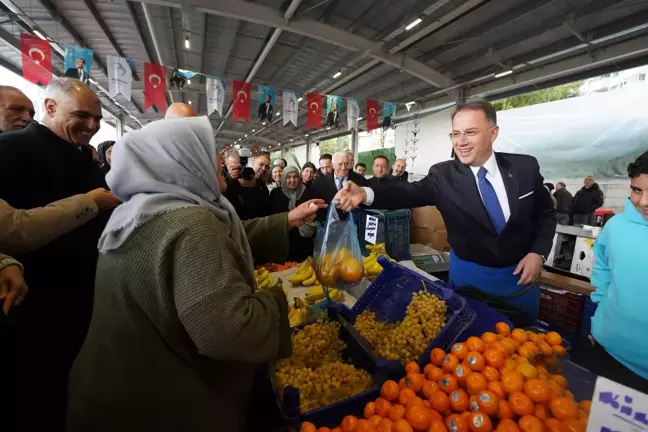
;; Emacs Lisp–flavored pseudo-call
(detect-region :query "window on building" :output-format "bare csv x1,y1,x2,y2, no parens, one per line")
639,73,646,81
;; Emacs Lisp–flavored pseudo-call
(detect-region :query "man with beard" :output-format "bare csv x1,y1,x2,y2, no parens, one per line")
389,158,409,182
334,100,556,326
0,86,35,132
0,78,119,431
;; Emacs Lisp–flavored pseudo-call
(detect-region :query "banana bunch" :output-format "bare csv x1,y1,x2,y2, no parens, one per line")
254,267,273,290
304,285,344,305
363,243,395,281
288,257,319,287
289,297,309,327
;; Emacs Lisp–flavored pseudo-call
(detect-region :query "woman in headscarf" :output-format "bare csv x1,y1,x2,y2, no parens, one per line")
267,164,283,193
96,140,114,177
270,166,316,261
67,117,325,432
301,162,316,188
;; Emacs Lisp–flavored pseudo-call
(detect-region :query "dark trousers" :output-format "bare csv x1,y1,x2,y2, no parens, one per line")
556,212,570,226
573,213,594,226
571,338,648,394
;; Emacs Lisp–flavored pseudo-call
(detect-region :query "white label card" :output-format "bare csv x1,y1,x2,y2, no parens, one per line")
586,376,648,432
364,215,378,245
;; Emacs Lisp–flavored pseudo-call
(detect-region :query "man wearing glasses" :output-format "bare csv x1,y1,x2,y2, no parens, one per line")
334,100,556,326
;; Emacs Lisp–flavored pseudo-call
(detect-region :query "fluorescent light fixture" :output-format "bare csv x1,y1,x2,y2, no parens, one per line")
33,30,47,40
494,70,513,78
184,36,190,49
252,129,256,132
262,122,266,126
333,71,342,79
276,112,280,116
305,133,309,137
188,100,192,105
187,79,191,85
297,97,303,102
290,139,293,142
405,18,422,31
244,134,248,137
358,117,363,121
326,126,331,130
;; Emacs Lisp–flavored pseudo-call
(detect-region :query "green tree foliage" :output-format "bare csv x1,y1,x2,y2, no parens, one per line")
491,82,583,111
318,135,350,155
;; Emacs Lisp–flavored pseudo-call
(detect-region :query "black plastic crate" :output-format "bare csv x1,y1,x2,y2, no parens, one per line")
357,208,411,261
539,284,585,332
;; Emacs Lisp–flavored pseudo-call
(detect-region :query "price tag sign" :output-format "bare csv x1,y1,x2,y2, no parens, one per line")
364,215,378,245
587,376,648,432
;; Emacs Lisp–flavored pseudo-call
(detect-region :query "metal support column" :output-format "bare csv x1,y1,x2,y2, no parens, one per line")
350,129,359,162
305,139,311,164
115,116,124,138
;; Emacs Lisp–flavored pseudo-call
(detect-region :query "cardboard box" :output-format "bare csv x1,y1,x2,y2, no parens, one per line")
411,206,446,231
411,227,450,252
539,271,594,295
570,236,596,279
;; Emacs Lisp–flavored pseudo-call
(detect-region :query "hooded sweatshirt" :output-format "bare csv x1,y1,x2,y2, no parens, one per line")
572,183,604,214
591,198,648,379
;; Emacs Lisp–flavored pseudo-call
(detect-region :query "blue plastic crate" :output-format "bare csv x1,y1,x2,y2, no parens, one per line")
274,306,388,428
357,208,411,261
580,296,597,341
348,257,476,376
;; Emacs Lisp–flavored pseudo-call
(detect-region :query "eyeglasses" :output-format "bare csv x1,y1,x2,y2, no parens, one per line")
449,126,494,140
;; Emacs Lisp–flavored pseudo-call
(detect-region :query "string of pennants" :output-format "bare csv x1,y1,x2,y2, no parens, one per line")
18,33,397,132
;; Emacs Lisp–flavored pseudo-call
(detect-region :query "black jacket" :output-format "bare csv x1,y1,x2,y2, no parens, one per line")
388,171,409,182
258,102,273,121
64,67,89,83
224,178,272,220
572,183,604,215
371,153,556,268
367,175,393,189
326,111,340,128
269,187,314,262
310,171,368,222
553,188,573,214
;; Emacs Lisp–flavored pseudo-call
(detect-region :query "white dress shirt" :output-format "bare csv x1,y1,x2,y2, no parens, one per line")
363,152,510,222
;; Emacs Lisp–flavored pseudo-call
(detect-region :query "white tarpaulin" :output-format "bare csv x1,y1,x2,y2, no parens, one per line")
495,88,648,179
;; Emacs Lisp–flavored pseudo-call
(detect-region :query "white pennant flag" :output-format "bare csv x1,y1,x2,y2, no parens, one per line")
107,55,132,101
283,90,298,126
206,77,226,117
347,99,360,131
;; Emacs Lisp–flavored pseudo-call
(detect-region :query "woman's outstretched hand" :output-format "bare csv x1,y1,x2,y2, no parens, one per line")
287,199,328,228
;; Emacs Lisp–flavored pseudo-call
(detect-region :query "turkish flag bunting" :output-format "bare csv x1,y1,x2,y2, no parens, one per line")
366,99,380,132
20,33,52,86
144,62,167,113
232,80,251,123
306,93,322,130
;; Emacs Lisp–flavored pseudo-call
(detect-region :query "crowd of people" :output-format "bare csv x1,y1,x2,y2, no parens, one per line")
0,78,646,432
544,177,605,226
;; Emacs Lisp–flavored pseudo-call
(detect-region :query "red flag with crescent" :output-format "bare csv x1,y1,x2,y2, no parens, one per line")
306,93,322,130
144,62,167,113
366,99,379,132
20,33,52,86
232,80,251,123
252,145,259,155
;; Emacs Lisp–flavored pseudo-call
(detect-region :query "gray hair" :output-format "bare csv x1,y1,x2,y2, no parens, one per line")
43,77,94,101
224,149,240,162
332,151,349,164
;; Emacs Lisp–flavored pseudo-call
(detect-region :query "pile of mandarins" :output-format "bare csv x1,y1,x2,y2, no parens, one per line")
300,322,591,432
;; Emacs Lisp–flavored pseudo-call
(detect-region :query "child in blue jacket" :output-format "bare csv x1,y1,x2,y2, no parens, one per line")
583,151,648,392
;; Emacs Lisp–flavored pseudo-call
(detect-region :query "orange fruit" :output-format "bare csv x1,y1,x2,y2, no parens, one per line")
406,373,426,393
497,400,514,419
332,429,343,432
406,362,421,375
469,395,479,412
443,354,460,373
466,337,486,353
393,419,414,432
340,259,363,283
565,391,575,401
495,419,520,432
482,332,498,344
516,364,538,380
376,398,393,418
446,413,470,432
522,341,540,355
508,392,535,416
302,422,317,432
511,329,528,344
406,404,432,431
429,390,451,412
450,389,470,413
423,381,440,399
501,372,524,394
430,349,446,366
534,403,549,420
389,404,406,422
504,358,518,369
399,378,407,390
483,349,505,369
552,345,566,357
518,415,544,432
550,375,568,389
370,416,383,427
549,398,579,420
318,427,332,432
365,401,377,419
546,381,565,399
452,343,470,361
546,332,562,346
527,332,540,345
406,397,425,409
468,411,492,432
523,379,551,403
492,341,510,357
454,364,471,385
377,418,394,432
476,390,499,416
512,354,529,365
424,400,432,410
483,366,501,382
539,342,553,356
466,372,488,395
488,381,506,399
439,374,459,394
425,365,444,383
357,419,377,432
496,322,511,337
429,419,449,432
429,410,443,423
578,400,591,414
563,419,585,432
382,381,401,401
342,415,359,432
400,389,417,406
545,418,564,432
465,352,486,372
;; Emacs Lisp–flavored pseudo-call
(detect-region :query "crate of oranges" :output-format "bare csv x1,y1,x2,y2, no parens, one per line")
349,258,476,373
299,321,592,432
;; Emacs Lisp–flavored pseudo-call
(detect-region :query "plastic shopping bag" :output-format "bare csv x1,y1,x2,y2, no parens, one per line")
314,205,364,290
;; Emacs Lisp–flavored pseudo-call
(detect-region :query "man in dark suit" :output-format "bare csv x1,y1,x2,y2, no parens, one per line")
64,58,90,84
367,154,392,188
310,151,367,221
258,94,274,121
326,103,340,128
335,100,556,325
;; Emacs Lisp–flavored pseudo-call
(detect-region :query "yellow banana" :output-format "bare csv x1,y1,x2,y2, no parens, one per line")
367,265,383,276
302,272,318,286
288,266,313,285
257,277,272,290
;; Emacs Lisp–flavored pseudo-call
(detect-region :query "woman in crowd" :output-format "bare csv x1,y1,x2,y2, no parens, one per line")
267,164,283,193
270,166,316,262
97,140,114,178
575,151,648,393
301,161,316,187
67,117,325,431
